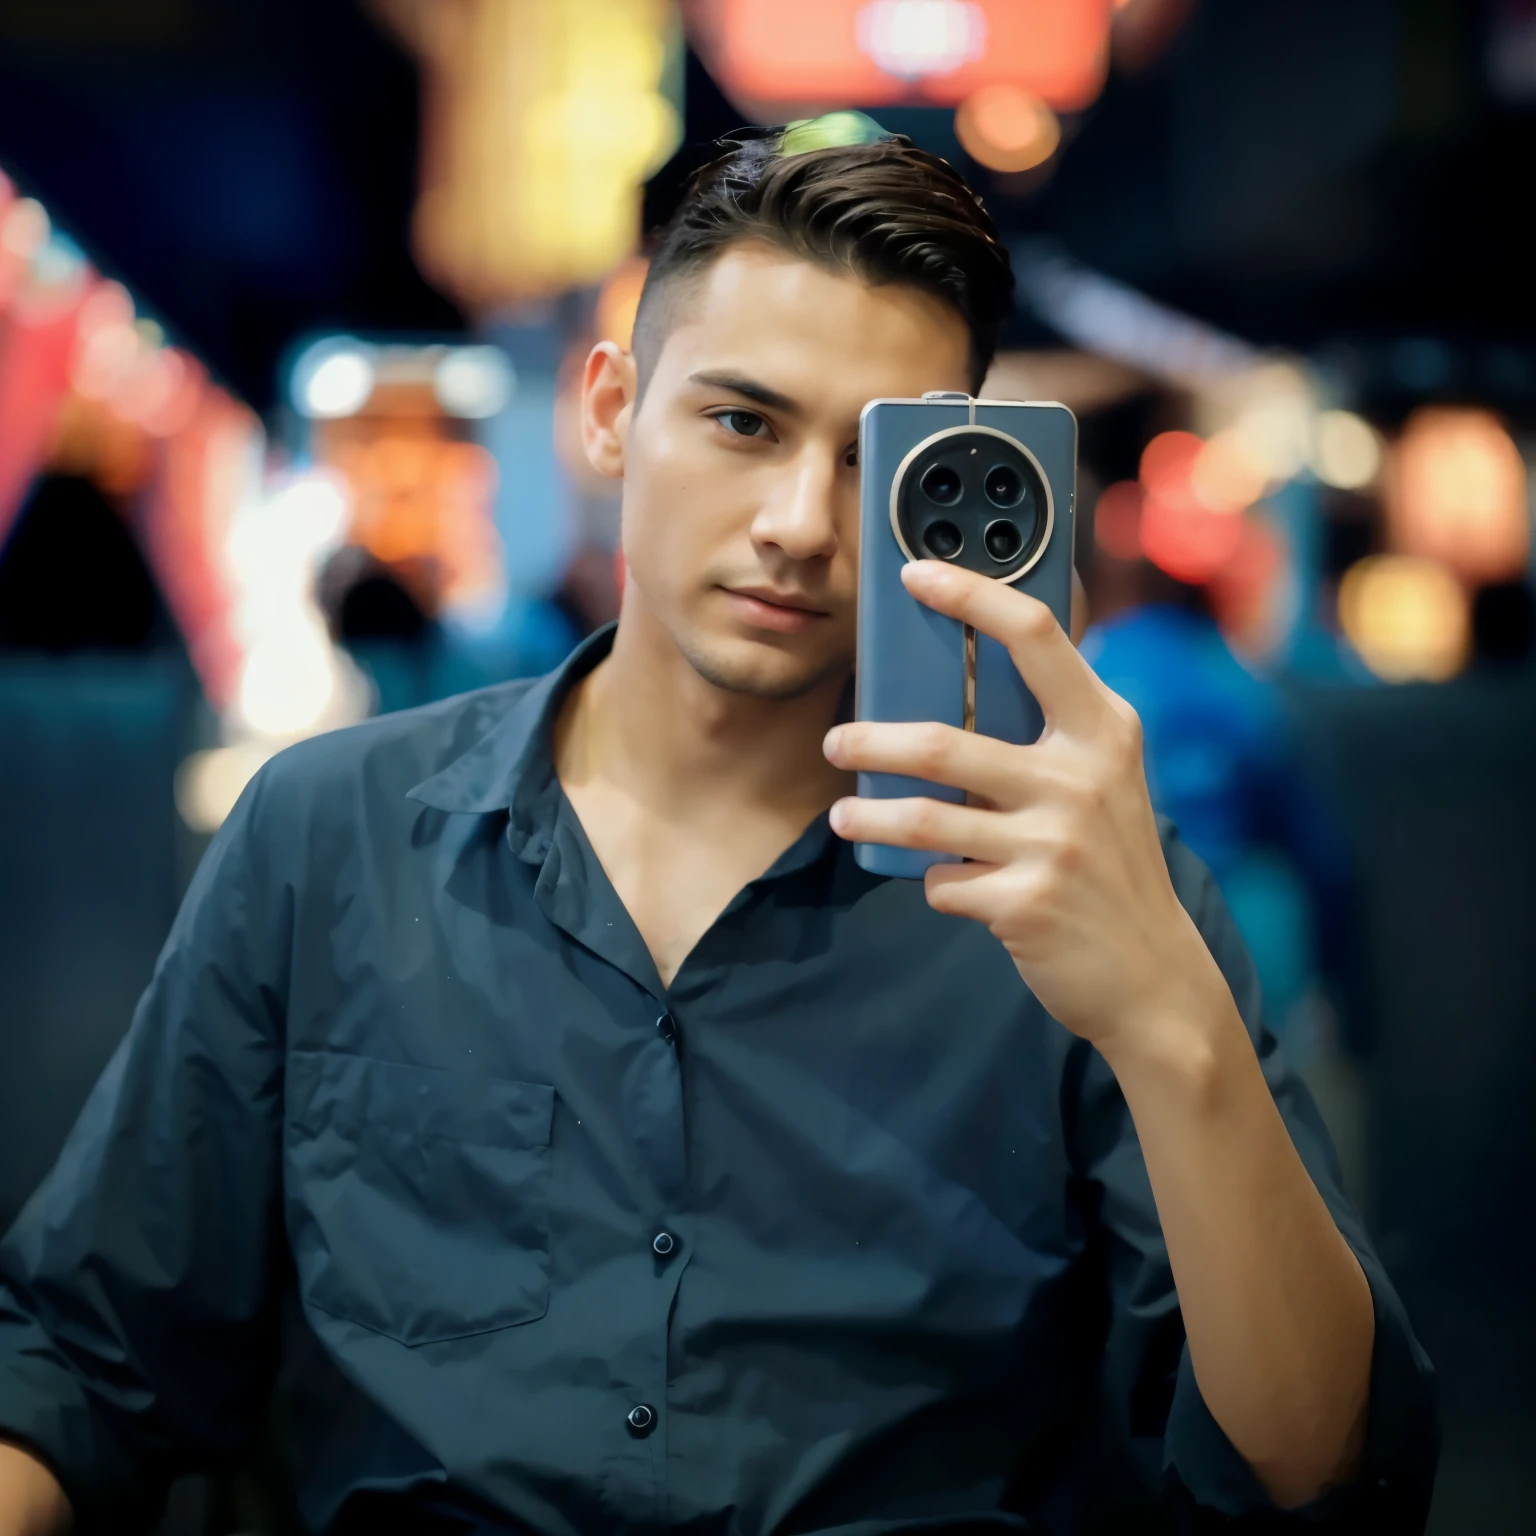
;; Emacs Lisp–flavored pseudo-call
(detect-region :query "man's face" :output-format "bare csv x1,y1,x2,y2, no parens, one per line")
591,242,973,699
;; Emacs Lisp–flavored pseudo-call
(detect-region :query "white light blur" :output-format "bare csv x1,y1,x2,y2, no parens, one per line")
224,470,365,742
856,0,987,80
237,618,341,737
434,346,515,418
174,744,273,834
1313,410,1382,490
292,340,377,419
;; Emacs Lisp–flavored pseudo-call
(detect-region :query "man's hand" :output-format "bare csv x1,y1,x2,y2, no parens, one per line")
823,558,1229,1057
825,558,1377,1510
0,1442,70,1536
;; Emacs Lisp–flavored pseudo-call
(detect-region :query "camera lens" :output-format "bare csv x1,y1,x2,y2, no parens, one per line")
921,463,963,505
984,464,1024,508
923,520,963,559
984,520,1023,562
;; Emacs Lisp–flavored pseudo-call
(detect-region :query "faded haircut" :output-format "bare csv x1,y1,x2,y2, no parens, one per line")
631,127,1015,395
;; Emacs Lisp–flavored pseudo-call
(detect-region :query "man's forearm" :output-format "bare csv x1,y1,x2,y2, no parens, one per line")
0,1442,71,1536
1101,990,1375,1510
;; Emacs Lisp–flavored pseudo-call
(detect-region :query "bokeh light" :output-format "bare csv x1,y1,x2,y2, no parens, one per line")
1312,409,1382,490
433,346,515,419
955,85,1062,173
174,744,273,835
1387,407,1530,582
1139,430,1245,583
1337,554,1470,682
387,0,681,309
293,340,377,420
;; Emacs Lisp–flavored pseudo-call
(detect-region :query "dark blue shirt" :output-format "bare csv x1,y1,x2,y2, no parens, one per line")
0,627,1435,1534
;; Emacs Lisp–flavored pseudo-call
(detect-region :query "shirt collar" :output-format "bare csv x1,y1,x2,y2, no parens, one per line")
406,620,848,882
406,623,617,863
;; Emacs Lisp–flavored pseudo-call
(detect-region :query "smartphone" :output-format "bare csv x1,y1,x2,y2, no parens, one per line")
854,392,1077,880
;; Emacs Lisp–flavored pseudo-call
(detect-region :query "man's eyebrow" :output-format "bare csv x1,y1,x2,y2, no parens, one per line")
687,370,803,416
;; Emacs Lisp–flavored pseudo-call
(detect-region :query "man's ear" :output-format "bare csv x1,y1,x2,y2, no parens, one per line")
582,341,636,481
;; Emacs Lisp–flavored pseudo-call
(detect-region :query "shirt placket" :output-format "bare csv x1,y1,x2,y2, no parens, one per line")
524,802,690,1528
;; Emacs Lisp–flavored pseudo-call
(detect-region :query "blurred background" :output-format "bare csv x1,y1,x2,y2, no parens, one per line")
0,1,1532,1531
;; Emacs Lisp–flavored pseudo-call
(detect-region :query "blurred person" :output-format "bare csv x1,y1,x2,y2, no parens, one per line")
1081,551,1357,1050
316,545,581,717
0,127,1434,1536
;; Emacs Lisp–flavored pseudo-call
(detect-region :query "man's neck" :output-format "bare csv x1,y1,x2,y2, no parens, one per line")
557,601,853,827
554,599,856,986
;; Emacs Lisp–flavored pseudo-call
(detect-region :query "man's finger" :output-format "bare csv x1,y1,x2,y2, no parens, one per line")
900,560,1104,731
829,795,1006,862
923,859,1002,922
824,720,1036,807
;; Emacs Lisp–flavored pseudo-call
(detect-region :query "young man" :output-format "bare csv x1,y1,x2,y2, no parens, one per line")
0,128,1434,1535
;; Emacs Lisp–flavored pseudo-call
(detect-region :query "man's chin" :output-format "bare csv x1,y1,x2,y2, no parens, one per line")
676,630,848,701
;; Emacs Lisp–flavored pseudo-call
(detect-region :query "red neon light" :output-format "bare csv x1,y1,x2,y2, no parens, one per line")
691,0,1113,112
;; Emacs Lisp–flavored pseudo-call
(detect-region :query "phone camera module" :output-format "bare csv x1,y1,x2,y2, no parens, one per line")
921,463,963,506
984,519,1024,563
923,519,964,559
984,464,1024,508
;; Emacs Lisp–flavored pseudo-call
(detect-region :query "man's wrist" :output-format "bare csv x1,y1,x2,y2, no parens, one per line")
1094,952,1249,1111
0,1440,71,1536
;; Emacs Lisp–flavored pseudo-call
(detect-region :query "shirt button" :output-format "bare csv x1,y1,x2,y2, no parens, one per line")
652,1231,676,1257
626,1403,657,1437
655,1012,677,1044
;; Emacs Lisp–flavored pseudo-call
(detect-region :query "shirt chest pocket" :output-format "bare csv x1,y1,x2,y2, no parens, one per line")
285,1050,555,1347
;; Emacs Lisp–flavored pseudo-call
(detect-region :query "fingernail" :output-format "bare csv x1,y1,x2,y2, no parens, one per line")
829,799,851,833
823,726,843,761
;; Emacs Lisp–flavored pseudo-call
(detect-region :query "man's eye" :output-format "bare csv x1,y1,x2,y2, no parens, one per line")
715,410,770,439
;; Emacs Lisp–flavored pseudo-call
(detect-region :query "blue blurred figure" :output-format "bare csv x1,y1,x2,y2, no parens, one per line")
317,545,585,715
1082,560,1355,1057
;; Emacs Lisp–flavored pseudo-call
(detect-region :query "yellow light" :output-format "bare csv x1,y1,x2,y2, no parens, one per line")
1313,409,1382,490
954,85,1061,173
379,0,682,309
1337,554,1469,683
1387,407,1530,583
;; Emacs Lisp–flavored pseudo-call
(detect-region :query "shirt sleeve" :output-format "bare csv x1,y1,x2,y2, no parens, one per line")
0,769,289,1533
1068,822,1438,1530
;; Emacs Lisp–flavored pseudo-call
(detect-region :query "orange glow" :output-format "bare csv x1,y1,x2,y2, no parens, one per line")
690,0,1114,113
595,256,649,349
955,85,1061,173
1338,554,1469,683
329,429,503,615
1387,407,1530,583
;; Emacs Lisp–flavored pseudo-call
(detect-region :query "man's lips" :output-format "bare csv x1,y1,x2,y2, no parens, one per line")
720,585,831,633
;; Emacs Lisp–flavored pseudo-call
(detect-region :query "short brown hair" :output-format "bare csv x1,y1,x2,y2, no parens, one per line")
632,129,1014,393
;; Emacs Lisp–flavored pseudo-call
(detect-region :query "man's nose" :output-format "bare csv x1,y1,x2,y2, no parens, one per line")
750,448,841,562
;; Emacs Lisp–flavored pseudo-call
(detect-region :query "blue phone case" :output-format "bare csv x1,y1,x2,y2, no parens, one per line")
854,396,1077,879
